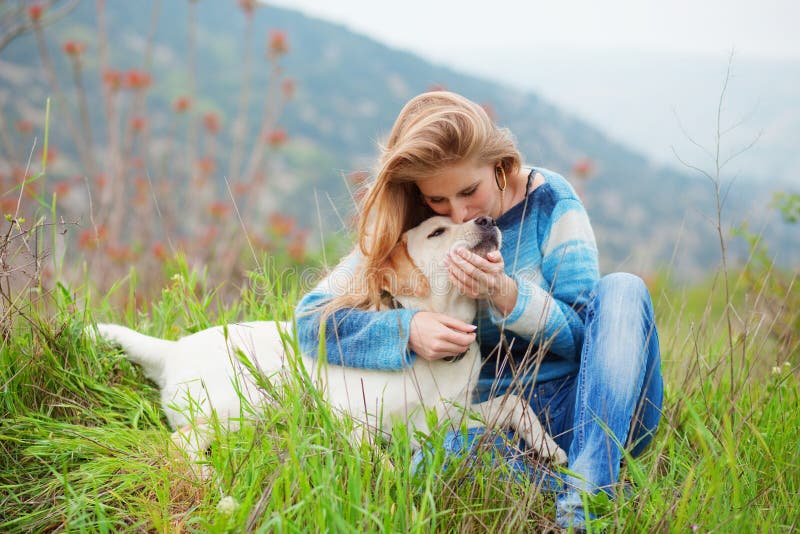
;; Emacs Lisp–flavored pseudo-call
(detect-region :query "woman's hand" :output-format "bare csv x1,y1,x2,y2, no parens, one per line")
408,311,476,361
446,248,518,316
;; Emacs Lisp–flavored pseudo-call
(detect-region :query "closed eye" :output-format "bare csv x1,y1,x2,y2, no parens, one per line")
426,186,477,204
427,227,446,238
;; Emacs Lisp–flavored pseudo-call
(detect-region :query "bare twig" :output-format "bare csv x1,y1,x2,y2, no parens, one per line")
227,7,256,184
0,0,79,53
30,6,93,175
671,50,763,421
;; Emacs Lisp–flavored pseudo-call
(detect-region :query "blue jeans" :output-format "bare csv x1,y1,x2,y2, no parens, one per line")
412,273,663,527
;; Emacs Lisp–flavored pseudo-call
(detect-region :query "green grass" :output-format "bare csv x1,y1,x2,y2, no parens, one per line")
1,258,798,533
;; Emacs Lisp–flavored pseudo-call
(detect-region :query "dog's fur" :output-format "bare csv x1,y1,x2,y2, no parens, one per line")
93,216,567,474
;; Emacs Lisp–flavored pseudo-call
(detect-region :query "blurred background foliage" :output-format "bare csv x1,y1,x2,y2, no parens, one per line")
0,0,796,308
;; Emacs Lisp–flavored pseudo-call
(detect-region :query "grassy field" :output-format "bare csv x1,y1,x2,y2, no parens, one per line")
2,6,797,530
1,252,797,533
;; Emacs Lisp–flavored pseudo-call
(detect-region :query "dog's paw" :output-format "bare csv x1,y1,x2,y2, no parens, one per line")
551,446,568,466
86,323,126,346
534,437,568,465
170,422,216,481
84,323,120,347
83,323,100,343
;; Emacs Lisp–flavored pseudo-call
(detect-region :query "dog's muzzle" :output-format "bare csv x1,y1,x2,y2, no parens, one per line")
470,216,500,256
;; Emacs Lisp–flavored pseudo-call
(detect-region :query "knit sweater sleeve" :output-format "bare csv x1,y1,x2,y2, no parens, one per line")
489,196,599,362
295,251,418,370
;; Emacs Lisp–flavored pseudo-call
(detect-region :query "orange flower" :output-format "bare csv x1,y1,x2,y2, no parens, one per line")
124,69,152,90
196,156,216,175
37,147,58,164
281,78,296,99
96,173,108,189
572,157,596,180
238,0,257,15
103,70,123,91
130,116,147,132
288,230,309,262
268,212,295,238
53,181,71,197
133,176,148,192
265,128,288,147
132,192,147,207
15,119,33,134
78,225,107,250
152,241,167,261
173,95,192,113
0,197,17,214
232,181,250,195
268,30,289,57
202,112,221,134
28,4,44,22
207,201,231,219
106,244,135,262
62,41,87,57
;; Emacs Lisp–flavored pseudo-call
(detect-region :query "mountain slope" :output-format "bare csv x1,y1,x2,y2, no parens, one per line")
0,0,793,277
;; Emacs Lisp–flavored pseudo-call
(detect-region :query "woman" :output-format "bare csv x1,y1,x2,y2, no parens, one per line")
295,91,662,529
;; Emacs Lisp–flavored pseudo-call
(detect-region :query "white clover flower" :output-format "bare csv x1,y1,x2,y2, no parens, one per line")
216,495,239,515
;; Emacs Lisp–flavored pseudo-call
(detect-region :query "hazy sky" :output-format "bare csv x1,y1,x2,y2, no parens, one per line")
267,0,799,61
264,1,799,184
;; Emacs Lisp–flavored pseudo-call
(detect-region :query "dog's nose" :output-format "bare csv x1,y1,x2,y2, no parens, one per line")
474,216,496,228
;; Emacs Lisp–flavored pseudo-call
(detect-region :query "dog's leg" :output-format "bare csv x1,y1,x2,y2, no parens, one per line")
470,395,568,465
170,419,215,480
92,323,175,385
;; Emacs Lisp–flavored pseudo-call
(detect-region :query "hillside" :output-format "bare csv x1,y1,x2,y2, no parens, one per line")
0,0,794,279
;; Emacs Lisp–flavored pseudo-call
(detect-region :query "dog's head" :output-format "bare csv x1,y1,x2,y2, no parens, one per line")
378,216,502,323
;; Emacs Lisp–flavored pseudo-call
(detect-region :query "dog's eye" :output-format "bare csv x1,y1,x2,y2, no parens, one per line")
427,227,446,238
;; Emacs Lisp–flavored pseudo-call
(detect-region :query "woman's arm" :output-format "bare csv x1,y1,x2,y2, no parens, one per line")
295,251,419,370
297,250,479,368
490,197,599,361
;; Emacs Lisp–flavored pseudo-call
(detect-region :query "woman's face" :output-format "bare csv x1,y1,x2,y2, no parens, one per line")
415,160,500,224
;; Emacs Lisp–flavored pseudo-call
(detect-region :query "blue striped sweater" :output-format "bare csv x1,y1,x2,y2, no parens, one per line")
295,167,599,395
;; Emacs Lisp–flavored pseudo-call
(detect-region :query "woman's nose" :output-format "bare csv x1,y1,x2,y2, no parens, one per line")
450,202,470,224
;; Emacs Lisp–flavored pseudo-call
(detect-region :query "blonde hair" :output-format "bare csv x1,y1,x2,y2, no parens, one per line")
324,91,522,315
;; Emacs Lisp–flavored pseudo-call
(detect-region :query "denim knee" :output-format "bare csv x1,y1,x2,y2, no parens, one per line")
587,273,653,360
593,272,651,309
592,273,662,455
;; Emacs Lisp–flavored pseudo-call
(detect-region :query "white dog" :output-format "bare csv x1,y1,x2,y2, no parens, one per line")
92,216,567,474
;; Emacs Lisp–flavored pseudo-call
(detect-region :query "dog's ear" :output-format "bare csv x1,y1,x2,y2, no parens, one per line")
378,236,431,298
